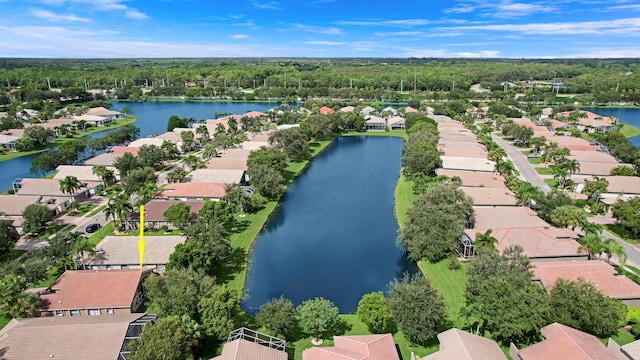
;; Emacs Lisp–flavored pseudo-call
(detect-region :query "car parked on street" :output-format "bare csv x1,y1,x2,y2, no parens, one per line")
85,223,101,233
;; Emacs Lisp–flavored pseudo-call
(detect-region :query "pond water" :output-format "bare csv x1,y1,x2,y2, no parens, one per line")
0,101,278,192
584,107,640,145
241,136,417,314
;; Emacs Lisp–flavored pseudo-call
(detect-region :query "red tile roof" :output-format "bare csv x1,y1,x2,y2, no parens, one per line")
158,182,227,199
532,260,640,300
320,106,335,115
517,323,618,360
302,334,399,360
466,227,582,259
111,146,139,156
243,111,265,118
40,269,150,311
405,106,418,113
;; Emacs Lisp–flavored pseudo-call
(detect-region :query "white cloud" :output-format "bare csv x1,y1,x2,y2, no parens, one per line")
252,1,281,10
336,19,431,27
403,48,500,58
231,34,249,39
445,1,556,18
36,0,148,19
30,8,90,22
441,17,640,35
303,40,344,45
293,24,343,35
606,4,640,10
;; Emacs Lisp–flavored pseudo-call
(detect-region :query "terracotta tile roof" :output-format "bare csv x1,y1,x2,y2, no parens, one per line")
441,156,496,172
142,200,205,221
158,182,227,199
546,135,594,147
436,169,506,188
568,151,619,164
473,207,549,229
243,111,265,118
560,144,602,152
0,314,146,360
440,133,478,143
422,328,507,360
465,227,583,259
461,187,518,206
405,106,418,113
128,137,165,148
86,107,121,116
84,153,120,166
0,195,55,215
220,148,253,159
186,169,245,184
517,323,618,360
16,178,81,197
89,235,185,268
54,165,117,182
577,162,631,176
111,146,139,156
601,176,640,195
532,260,640,300
550,119,569,129
319,106,335,115
239,141,270,151
213,338,288,360
302,334,400,360
205,157,248,170
40,269,150,311
250,133,271,142
438,141,486,150
341,106,356,112
440,147,488,158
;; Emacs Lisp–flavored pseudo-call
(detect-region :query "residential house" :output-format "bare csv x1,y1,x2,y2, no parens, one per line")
577,162,633,177
340,106,356,113
360,106,377,116
0,132,20,150
54,165,120,185
440,156,496,172
0,313,156,360
213,328,287,360
39,269,152,317
387,116,406,130
435,169,506,188
73,114,111,127
206,157,249,171
423,328,507,360
302,334,400,360
405,106,418,113
621,339,640,359
510,323,619,360
86,106,122,122
382,106,398,115
0,194,63,229
158,182,227,200
12,178,90,213
319,106,335,115
87,235,186,271
601,176,640,199
461,187,519,207
460,227,585,261
471,207,551,230
128,137,166,148
532,260,640,306
135,200,205,228
365,116,386,131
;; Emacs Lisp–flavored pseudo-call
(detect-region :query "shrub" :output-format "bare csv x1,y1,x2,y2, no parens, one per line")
448,256,461,271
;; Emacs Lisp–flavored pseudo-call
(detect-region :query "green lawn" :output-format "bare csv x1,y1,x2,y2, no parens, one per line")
620,124,640,138
87,221,115,247
528,157,541,164
604,224,640,244
535,167,554,175
66,203,98,217
86,205,106,218
418,260,467,328
544,179,558,188
394,173,416,230
0,312,11,331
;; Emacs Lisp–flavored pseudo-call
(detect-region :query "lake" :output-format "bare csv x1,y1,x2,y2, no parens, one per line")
241,136,417,314
0,101,278,192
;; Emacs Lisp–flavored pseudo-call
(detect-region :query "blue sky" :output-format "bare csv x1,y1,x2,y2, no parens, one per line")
1,0,640,58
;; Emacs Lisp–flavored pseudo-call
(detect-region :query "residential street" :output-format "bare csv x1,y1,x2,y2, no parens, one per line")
491,133,552,194
495,133,640,269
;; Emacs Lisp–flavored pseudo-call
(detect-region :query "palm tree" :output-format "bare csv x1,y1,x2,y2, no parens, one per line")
202,143,218,160
602,238,626,265
551,163,569,189
578,233,605,260
582,176,609,204
180,154,203,171
92,165,115,187
59,175,82,202
488,148,507,162
475,229,498,252
495,159,515,177
72,235,95,270
105,193,133,232
564,159,580,184
195,125,210,142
